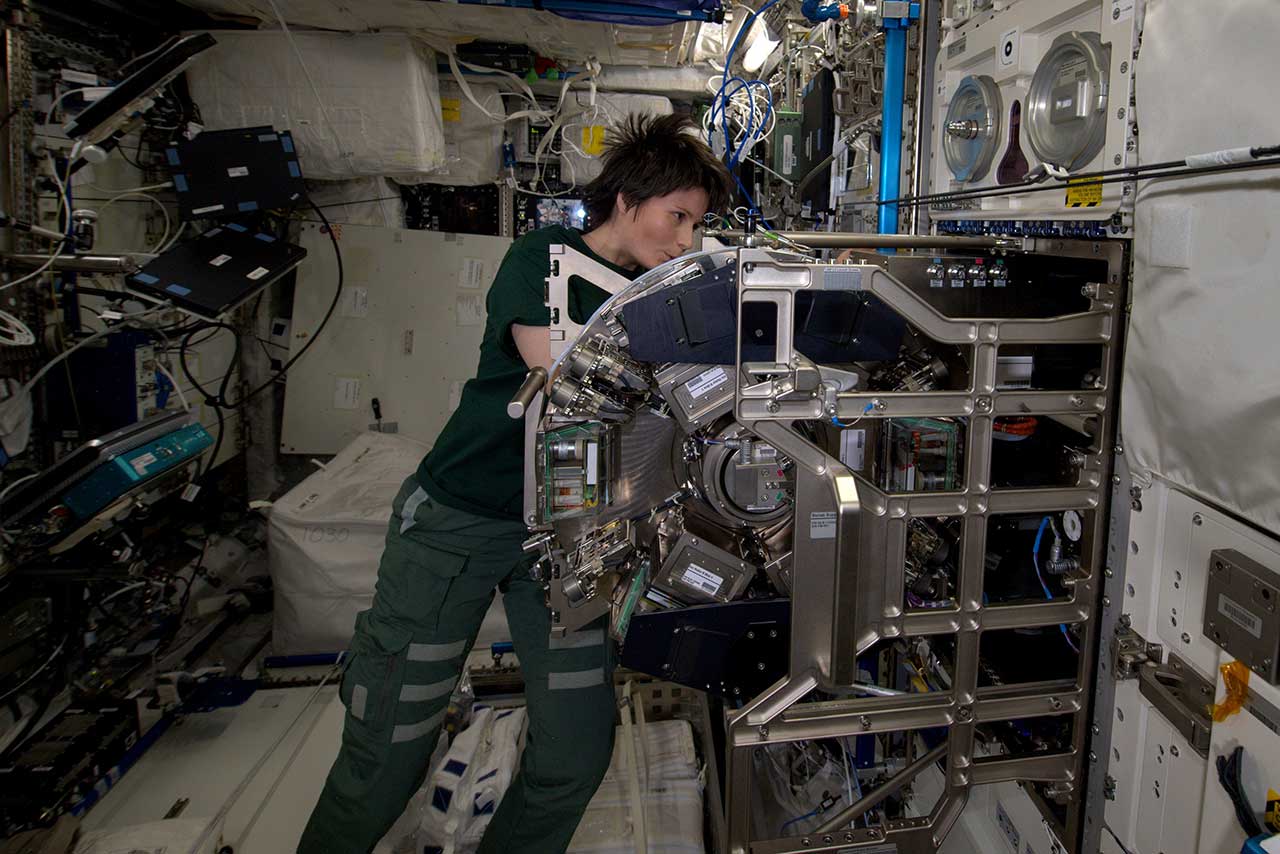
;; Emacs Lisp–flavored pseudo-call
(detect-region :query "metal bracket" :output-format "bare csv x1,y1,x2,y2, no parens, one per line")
1137,653,1214,758
1111,625,1162,681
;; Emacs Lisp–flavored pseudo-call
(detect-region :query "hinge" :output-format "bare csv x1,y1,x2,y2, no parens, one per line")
1111,622,1162,680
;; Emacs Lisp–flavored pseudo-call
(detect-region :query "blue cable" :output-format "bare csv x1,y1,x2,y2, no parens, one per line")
1032,515,1080,653
832,402,875,429
780,808,819,836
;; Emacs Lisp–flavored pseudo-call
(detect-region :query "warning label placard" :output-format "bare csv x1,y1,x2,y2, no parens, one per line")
1065,178,1103,207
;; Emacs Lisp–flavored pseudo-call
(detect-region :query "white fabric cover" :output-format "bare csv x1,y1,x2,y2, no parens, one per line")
558,92,673,185
304,177,402,227
394,81,505,187
269,431,428,655
415,707,528,854
186,31,445,180
269,431,512,655
1122,0,1280,535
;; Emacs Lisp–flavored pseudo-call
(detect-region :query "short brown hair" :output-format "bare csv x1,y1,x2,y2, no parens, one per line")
582,113,732,228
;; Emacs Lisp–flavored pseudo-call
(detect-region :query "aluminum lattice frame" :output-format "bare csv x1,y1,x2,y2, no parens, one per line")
724,241,1125,854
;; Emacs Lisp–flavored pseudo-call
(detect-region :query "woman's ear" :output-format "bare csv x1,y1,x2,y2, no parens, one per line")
615,191,631,220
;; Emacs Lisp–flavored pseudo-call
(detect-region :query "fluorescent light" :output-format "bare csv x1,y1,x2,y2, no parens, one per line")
742,19,780,73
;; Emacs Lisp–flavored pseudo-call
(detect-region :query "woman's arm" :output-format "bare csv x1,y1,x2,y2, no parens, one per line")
512,323,554,376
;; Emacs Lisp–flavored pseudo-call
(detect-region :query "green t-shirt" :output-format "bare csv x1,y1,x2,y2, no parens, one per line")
418,225,641,520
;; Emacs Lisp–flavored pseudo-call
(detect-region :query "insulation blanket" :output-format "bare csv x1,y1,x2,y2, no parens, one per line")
186,31,445,180
1122,0,1280,535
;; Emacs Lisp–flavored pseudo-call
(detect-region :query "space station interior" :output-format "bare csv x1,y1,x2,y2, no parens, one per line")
0,0,1278,852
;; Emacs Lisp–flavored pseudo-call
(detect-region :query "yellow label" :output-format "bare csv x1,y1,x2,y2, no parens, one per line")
1266,788,1280,833
441,97,462,123
1065,178,1103,207
581,125,606,156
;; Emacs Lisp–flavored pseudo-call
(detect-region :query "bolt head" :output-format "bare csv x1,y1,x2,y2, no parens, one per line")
1120,61,1129,73
1114,155,1123,166
1181,632,1191,643
1193,513,1203,525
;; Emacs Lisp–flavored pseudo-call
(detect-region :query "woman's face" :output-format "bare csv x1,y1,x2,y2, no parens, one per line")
616,187,711,270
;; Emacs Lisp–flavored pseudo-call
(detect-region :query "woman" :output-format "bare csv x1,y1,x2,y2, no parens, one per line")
300,113,732,854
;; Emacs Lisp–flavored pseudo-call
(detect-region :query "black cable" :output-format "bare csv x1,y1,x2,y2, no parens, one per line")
224,198,343,411
1103,826,1135,854
1216,746,1264,838
855,153,1280,210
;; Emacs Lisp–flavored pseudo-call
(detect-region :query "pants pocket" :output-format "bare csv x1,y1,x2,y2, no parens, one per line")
340,611,414,731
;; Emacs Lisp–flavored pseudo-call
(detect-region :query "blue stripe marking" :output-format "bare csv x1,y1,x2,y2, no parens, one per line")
281,135,295,153
166,284,191,296
431,786,453,812
226,223,248,232
477,769,498,782
473,800,495,817
173,174,188,192
166,148,181,166
238,200,259,212
133,273,159,284
444,759,468,777
287,160,301,177
254,233,276,243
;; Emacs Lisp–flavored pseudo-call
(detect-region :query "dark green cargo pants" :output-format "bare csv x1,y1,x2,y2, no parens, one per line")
298,476,617,854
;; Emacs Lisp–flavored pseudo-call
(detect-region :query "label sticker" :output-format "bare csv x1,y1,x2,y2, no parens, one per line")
1111,0,1135,22
191,204,225,215
455,293,483,326
946,36,967,60
208,253,232,267
441,97,462,123
684,366,728,400
246,266,270,281
227,166,250,178
839,428,866,470
1065,179,1103,208
459,257,487,290
333,377,361,410
586,442,599,485
181,483,201,502
581,125,607,157
1219,593,1263,638
341,286,369,318
782,135,795,175
130,452,158,475
810,511,837,539
680,562,723,597
999,28,1019,68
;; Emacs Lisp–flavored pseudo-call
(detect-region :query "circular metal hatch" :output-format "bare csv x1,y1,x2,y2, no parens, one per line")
1025,31,1111,171
943,74,1003,182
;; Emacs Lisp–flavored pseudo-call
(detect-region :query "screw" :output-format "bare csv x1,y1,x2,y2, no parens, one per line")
758,724,769,738
1092,724,1101,735
1170,744,1179,757
823,836,833,844
767,401,781,413
1090,751,1098,763
1115,444,1124,454
1049,697,1062,710
976,397,992,412
1193,514,1203,526
1181,632,1191,643
957,706,973,721
868,828,883,839
1117,107,1126,120
860,715,872,729
1070,395,1085,408
1114,155,1122,166
758,662,766,671
1105,568,1115,578
1113,6,1120,18
801,838,811,847
747,631,755,639
1102,596,1111,607
769,629,778,638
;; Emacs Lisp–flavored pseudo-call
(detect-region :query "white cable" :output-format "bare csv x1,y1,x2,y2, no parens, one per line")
0,472,39,509
155,359,191,411
19,302,169,397
0,637,67,705
186,654,346,854
100,580,150,607
85,180,173,194
97,191,171,253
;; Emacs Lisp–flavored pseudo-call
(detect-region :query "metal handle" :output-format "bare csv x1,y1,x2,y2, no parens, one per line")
507,367,547,419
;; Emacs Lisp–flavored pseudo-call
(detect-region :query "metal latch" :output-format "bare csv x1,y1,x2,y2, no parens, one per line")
1112,623,1162,680
1137,653,1215,758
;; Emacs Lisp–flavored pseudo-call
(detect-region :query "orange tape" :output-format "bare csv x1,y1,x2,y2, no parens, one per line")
839,3,849,17
1210,659,1251,722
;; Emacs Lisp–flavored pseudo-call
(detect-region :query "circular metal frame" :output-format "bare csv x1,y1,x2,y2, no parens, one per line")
943,75,1003,183
1025,31,1111,172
